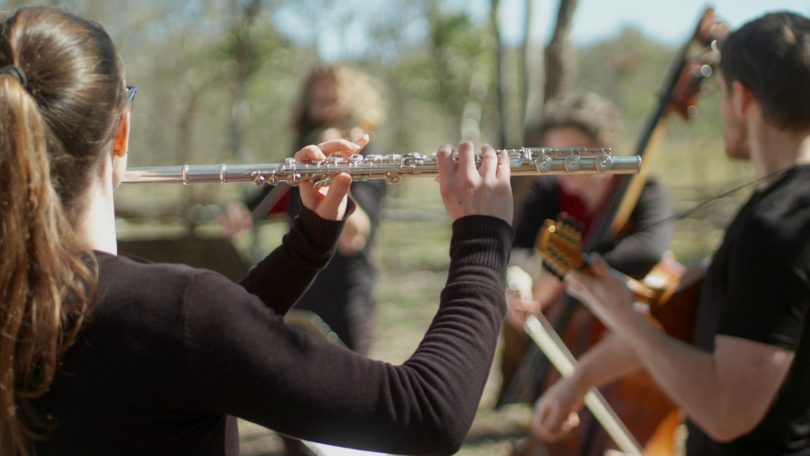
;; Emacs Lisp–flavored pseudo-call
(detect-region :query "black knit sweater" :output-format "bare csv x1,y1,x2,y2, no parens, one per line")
34,207,513,455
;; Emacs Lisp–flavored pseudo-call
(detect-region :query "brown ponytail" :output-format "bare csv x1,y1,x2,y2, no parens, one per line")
0,7,126,456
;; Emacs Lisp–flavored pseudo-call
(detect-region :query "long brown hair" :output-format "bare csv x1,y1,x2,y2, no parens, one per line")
0,7,127,455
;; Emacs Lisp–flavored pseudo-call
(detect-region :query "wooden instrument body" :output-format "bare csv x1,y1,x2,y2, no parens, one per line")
534,215,705,456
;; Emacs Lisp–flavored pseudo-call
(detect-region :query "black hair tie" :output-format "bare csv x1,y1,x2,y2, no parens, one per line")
0,65,28,88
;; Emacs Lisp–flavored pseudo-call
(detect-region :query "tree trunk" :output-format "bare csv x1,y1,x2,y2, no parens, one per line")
513,0,579,223
518,0,533,135
490,0,507,147
543,0,578,106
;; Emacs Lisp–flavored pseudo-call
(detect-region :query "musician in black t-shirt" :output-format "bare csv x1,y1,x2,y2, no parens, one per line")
533,11,810,455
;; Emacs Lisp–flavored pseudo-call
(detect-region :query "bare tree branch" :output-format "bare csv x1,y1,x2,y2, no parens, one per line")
490,0,507,147
543,0,578,106
517,0,532,133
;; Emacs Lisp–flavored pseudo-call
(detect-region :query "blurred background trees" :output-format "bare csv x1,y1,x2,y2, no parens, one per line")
0,0,747,306
0,0,717,164
0,0,741,263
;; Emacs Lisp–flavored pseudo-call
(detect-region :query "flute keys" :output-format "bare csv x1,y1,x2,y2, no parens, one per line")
312,176,331,188
251,171,267,186
402,153,426,167
385,172,401,184
536,154,554,173
564,153,582,172
289,173,302,186
597,153,614,172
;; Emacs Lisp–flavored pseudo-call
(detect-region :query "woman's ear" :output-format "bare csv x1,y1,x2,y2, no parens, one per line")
113,112,130,158
111,112,130,188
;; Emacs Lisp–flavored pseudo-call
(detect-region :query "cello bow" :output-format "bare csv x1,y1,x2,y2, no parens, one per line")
523,310,643,456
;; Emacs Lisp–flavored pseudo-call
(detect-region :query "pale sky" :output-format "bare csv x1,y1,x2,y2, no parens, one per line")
499,0,810,46
274,0,810,61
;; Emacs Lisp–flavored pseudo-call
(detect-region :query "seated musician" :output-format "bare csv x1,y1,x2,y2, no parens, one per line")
502,93,676,455
538,11,810,456
0,6,514,456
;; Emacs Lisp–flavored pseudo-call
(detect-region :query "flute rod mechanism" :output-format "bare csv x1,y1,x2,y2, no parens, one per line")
123,147,641,188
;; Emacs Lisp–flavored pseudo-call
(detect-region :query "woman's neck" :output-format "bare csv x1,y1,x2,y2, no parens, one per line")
75,174,118,255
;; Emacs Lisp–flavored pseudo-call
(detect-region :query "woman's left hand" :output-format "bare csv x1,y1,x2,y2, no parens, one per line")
294,135,369,220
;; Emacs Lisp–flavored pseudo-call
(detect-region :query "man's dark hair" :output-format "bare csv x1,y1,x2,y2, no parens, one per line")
720,11,810,130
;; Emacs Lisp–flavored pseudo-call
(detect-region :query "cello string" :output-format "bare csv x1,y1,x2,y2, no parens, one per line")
611,164,796,244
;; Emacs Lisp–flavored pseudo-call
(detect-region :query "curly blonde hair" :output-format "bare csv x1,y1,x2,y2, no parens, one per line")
291,64,386,141
526,93,623,148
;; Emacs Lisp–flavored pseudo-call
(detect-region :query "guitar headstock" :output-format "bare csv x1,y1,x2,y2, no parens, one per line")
537,214,588,280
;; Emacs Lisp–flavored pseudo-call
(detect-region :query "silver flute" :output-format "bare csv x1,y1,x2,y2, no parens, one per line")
123,147,641,188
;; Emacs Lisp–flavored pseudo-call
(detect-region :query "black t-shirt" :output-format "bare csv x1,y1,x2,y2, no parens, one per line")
688,164,810,455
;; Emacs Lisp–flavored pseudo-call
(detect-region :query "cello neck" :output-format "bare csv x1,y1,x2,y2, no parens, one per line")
591,7,729,243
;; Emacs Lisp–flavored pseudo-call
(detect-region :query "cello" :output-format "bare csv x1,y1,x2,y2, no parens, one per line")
503,7,729,456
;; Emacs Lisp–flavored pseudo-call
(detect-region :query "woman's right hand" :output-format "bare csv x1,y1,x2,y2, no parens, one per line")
294,135,369,221
435,142,512,224
531,376,586,442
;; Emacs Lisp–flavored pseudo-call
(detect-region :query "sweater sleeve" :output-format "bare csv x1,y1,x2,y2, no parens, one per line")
238,205,345,315
181,215,512,455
